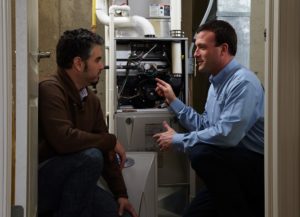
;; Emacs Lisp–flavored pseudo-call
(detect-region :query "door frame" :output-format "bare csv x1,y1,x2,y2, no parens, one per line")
265,0,300,216
0,1,12,217
15,0,39,216
1,0,300,217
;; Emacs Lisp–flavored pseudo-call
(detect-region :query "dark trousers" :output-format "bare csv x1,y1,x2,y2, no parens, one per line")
38,148,121,217
183,144,264,217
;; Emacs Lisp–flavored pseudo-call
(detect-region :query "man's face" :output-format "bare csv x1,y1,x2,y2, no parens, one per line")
194,31,223,76
82,45,104,85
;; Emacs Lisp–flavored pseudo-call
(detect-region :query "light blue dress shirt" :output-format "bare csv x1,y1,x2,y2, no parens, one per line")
170,59,264,155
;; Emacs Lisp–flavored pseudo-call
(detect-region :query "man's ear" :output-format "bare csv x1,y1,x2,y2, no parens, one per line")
73,56,84,72
220,43,230,56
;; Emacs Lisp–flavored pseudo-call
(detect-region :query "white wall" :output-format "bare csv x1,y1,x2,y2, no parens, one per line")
0,1,12,217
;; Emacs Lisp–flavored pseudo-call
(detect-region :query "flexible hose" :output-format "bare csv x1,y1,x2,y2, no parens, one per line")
188,0,214,75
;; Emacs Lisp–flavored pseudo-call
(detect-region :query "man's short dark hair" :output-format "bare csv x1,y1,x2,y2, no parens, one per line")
56,28,104,69
196,20,237,56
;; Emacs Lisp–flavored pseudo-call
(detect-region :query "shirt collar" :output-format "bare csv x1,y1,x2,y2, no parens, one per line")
79,87,88,101
209,59,240,88
57,69,89,104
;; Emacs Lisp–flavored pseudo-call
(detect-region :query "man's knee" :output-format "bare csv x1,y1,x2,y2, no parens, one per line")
80,148,104,171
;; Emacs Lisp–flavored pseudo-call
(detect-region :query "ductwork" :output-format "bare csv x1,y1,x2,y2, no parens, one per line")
95,0,155,37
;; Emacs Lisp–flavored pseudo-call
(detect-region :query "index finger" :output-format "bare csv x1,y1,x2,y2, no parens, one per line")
155,78,168,86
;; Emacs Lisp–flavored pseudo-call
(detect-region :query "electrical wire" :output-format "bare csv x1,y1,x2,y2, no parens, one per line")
118,44,158,99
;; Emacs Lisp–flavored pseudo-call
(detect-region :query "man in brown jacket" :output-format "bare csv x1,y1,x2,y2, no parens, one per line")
38,28,137,217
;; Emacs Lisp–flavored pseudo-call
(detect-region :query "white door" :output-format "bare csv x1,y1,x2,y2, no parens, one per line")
15,0,39,216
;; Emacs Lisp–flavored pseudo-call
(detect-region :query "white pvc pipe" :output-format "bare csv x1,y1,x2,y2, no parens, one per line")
130,15,156,36
170,0,182,75
96,0,155,36
108,9,115,133
172,42,182,75
170,0,182,31
103,0,109,122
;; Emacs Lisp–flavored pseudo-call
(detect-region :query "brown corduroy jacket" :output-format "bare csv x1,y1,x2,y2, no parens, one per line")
38,69,128,198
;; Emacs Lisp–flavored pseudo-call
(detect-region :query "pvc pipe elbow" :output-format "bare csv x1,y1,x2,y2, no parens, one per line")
131,15,155,37
108,5,130,14
96,10,110,25
96,12,156,37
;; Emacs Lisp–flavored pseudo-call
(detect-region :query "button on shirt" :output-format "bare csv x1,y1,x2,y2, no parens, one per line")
170,59,264,155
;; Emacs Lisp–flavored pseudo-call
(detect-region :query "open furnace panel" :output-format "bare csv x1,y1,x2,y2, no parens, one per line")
115,38,190,217
115,38,188,110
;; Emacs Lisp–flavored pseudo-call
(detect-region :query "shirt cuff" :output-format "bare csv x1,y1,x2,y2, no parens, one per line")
172,133,185,152
169,98,186,114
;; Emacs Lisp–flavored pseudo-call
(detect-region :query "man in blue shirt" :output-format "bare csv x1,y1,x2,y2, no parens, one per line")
154,20,264,217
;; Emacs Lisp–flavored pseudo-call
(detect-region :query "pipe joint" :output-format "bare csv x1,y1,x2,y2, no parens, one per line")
108,5,130,15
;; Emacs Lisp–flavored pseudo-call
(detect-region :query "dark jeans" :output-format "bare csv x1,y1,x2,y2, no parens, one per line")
38,148,128,217
183,144,264,217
